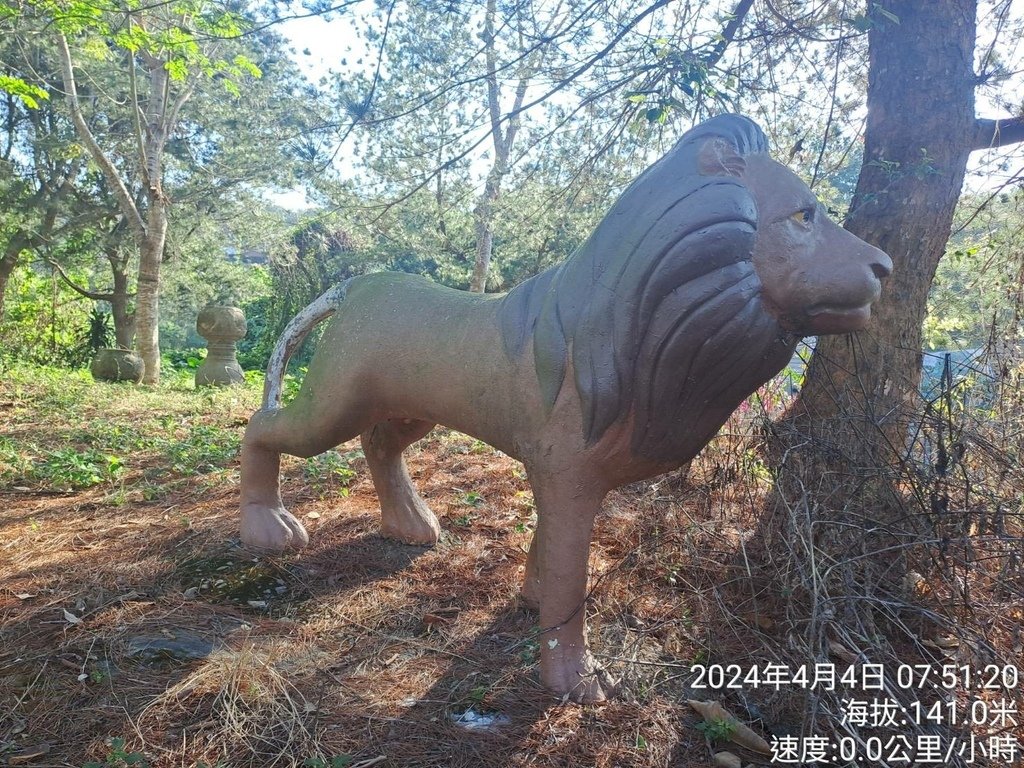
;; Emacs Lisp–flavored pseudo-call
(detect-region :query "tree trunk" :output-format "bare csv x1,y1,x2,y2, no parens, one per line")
109,255,135,349
468,0,531,294
778,1,978,472
0,256,17,323
57,33,186,385
0,236,27,322
470,170,502,293
135,202,167,384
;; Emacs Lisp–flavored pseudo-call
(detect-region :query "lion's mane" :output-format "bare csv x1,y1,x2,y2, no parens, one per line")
498,114,798,462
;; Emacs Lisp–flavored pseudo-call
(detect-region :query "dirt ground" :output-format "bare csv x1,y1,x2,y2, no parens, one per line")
1,369,1021,767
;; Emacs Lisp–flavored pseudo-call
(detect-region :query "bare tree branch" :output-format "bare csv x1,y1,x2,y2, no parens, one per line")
971,116,1024,151
55,32,147,242
703,0,756,69
45,256,113,302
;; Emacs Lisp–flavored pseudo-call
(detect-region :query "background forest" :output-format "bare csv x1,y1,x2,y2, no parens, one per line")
2,0,1020,377
2,1,1024,766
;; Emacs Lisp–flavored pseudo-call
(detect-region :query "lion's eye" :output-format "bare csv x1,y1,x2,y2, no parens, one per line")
790,207,815,226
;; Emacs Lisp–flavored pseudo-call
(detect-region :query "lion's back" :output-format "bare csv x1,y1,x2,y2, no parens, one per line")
316,270,509,385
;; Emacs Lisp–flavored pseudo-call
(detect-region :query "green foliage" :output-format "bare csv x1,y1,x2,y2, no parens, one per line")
695,717,736,743
0,268,92,367
0,436,31,481
630,37,725,126
0,361,259,501
165,424,241,475
1,435,125,492
304,448,362,496
282,367,308,403
82,737,149,768
69,307,115,367
926,191,1024,350
164,348,206,371
29,0,262,94
0,0,307,380
460,490,484,507
159,234,274,355
242,218,378,371
35,447,125,489
0,74,49,108
84,307,114,350
518,636,540,665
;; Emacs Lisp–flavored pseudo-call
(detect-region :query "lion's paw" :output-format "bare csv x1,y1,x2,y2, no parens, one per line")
240,504,310,553
380,497,441,546
380,511,440,546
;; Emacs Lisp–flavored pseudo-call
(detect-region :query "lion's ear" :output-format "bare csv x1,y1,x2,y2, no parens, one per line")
697,136,746,177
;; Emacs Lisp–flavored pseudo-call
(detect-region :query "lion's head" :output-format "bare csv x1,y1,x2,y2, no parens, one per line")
738,150,892,335
499,114,891,461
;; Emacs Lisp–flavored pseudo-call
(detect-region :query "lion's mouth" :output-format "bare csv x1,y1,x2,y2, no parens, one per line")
805,302,872,333
807,302,872,318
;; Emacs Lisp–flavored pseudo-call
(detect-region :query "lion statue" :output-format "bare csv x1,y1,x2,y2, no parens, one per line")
238,114,892,702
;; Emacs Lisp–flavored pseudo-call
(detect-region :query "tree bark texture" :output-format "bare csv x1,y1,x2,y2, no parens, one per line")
780,1,978,470
110,260,136,349
0,235,28,322
135,202,168,384
0,256,18,322
470,170,502,293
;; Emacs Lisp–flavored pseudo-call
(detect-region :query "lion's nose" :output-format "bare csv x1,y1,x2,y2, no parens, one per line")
870,250,893,280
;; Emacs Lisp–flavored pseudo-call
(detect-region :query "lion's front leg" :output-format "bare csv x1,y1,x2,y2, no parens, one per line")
529,471,617,703
520,534,541,611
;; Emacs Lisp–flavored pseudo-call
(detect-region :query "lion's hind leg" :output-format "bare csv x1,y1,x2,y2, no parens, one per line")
240,401,373,553
361,419,440,545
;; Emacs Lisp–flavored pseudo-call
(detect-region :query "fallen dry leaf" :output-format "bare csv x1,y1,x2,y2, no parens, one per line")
922,634,960,651
902,570,927,595
828,640,858,663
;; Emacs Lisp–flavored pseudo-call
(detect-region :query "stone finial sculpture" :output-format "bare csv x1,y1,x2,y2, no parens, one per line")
237,115,893,702
195,305,246,387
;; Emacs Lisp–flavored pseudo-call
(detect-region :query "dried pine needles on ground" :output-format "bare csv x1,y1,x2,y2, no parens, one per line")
1,362,1021,767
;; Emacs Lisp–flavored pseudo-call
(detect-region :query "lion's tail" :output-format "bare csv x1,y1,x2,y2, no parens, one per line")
262,279,354,410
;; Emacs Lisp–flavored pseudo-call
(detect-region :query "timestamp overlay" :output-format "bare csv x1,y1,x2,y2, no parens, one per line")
689,661,1022,764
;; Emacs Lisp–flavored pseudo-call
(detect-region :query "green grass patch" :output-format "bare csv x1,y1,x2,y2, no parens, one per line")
0,360,264,494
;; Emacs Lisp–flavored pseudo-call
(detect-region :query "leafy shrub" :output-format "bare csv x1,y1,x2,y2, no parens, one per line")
9,446,127,491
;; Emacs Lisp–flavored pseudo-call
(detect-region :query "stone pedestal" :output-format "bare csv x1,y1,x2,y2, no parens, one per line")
90,348,145,383
195,305,247,387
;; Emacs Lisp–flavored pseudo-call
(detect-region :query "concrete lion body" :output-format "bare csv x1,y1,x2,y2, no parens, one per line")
239,115,892,702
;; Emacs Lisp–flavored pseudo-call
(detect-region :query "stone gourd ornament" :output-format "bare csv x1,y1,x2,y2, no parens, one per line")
238,115,892,702
90,347,145,383
195,305,247,387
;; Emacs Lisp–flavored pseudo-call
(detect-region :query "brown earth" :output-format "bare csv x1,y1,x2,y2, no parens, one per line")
1,369,1020,767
